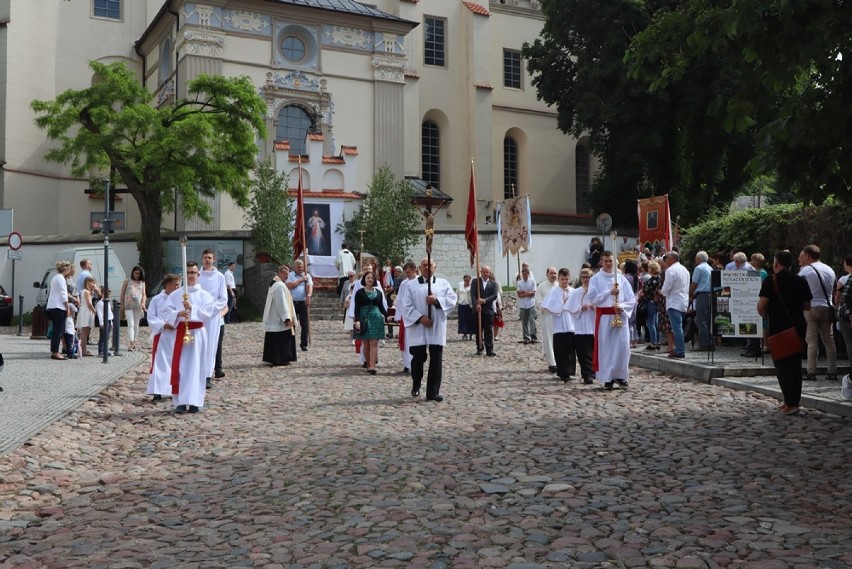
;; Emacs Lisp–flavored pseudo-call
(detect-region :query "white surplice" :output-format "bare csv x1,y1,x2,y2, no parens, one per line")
162,285,216,408
587,269,636,383
146,291,175,396
536,279,558,366
198,268,228,377
541,284,574,334
400,276,458,347
566,285,596,336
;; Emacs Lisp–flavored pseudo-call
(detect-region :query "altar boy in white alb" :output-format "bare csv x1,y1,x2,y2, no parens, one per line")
162,262,217,413
541,267,575,383
586,251,635,390
146,274,181,402
399,258,457,402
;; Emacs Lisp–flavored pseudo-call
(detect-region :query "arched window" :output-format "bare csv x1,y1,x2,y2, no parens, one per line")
503,136,518,199
276,105,313,156
575,142,591,214
422,119,440,187
158,39,172,84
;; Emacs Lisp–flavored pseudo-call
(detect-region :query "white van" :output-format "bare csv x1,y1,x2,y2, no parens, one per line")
33,247,127,305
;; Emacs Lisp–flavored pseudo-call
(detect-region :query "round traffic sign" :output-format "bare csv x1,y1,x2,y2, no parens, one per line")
8,231,22,251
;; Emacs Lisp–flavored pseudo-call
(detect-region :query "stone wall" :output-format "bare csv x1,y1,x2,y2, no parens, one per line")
405,231,497,285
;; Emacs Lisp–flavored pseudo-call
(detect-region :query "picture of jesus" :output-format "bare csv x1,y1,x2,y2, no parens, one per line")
646,210,659,230
304,204,331,256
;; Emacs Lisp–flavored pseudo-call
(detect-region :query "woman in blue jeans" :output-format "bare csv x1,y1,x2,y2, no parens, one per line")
642,261,662,350
47,261,73,360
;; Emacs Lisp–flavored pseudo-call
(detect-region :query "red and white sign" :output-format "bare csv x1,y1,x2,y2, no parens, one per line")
7,231,22,251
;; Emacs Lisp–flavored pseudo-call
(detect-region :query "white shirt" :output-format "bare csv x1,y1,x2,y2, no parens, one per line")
800,261,836,308
516,276,537,309
456,282,471,306
224,269,236,295
660,262,691,313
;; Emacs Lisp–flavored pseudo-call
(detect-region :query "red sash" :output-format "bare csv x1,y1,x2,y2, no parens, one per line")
592,307,618,372
398,320,405,351
149,332,161,374
170,321,204,395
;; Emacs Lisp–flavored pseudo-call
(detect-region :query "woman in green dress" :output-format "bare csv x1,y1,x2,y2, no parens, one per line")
353,271,388,374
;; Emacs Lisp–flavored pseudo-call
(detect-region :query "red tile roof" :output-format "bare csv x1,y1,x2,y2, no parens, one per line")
287,189,364,199
474,82,493,90
341,145,359,156
308,132,324,141
289,156,309,163
462,1,490,16
274,140,290,151
322,156,345,164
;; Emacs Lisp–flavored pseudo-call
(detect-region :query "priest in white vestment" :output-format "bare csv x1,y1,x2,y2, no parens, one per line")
262,267,298,366
536,266,559,373
162,262,217,413
587,252,636,389
541,267,576,382
399,258,457,402
146,274,182,400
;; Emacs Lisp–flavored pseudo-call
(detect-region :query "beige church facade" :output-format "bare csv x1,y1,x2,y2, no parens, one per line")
0,0,593,241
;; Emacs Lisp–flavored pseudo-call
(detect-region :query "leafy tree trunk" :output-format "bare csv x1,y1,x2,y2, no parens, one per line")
136,191,164,291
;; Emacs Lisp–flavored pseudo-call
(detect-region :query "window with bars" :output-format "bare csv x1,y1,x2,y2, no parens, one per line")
276,106,314,156
576,143,591,214
503,50,522,89
93,0,121,20
504,137,518,199
424,17,446,67
422,120,440,187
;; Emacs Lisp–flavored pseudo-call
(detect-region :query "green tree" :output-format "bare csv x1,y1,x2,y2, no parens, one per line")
337,166,420,263
522,0,762,226
244,158,294,266
625,0,852,205
31,61,267,288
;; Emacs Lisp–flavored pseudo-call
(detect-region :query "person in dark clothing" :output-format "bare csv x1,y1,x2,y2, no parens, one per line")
757,250,812,415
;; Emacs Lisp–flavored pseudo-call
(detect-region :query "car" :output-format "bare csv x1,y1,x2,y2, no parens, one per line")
0,285,13,325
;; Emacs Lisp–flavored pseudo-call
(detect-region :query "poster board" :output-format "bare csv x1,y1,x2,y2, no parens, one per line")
712,270,763,338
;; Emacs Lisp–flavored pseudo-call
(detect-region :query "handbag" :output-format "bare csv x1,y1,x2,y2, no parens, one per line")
811,266,837,324
357,317,368,335
766,275,805,360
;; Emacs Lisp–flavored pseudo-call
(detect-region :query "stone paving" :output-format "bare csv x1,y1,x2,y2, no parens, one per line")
1,320,851,568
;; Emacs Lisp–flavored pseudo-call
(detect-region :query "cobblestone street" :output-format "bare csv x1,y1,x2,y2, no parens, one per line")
1,320,851,568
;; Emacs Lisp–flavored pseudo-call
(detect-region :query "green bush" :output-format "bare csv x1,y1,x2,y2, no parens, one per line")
680,202,852,271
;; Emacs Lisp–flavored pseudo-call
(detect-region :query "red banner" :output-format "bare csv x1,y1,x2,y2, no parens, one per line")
637,195,672,251
292,164,305,260
464,162,478,267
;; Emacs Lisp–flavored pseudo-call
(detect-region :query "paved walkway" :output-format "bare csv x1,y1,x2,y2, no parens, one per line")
0,321,850,568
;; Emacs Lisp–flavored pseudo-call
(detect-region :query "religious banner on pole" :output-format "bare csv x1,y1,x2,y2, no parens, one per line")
497,194,531,256
292,163,305,260
637,195,672,250
464,162,478,267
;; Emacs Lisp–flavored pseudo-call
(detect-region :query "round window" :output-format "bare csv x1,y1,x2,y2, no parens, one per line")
281,36,306,62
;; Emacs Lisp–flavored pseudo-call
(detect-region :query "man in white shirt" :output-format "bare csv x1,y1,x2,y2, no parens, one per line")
224,262,237,323
535,267,558,373
335,243,357,296
198,249,228,388
798,244,838,381
516,265,538,344
399,258,457,401
660,251,691,358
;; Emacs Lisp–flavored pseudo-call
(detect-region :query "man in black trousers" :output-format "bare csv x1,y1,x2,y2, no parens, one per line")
471,265,499,356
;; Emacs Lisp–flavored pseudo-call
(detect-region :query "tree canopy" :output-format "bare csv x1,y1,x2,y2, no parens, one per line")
522,0,767,227
625,0,852,207
337,166,421,264
31,61,267,288
244,158,294,267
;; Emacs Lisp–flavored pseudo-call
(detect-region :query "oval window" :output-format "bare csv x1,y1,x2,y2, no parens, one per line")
281,36,306,62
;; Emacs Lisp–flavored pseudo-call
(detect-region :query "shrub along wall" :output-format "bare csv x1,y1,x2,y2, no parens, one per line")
680,202,852,273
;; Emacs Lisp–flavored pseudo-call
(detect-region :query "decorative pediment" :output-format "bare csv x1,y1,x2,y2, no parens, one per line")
265,71,323,93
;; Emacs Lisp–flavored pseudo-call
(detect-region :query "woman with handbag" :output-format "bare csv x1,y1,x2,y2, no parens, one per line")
353,271,388,375
757,250,812,415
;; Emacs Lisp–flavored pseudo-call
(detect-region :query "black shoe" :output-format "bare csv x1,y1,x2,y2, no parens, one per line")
615,379,629,388
604,381,614,391
411,388,420,397
403,367,410,375
523,339,530,344
583,377,594,385
476,349,483,356
368,369,377,375
301,346,308,352
205,378,212,389
804,373,818,381
362,362,368,368
561,376,573,383
188,406,199,414
214,370,225,379
152,395,162,402
741,350,761,358
826,374,838,381
486,352,496,357
531,336,538,342
175,405,188,413
426,394,444,402
548,366,557,373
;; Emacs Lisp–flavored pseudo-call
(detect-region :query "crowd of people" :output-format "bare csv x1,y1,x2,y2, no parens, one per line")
41,238,852,416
